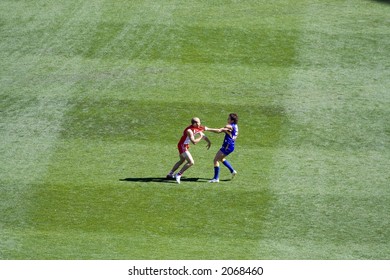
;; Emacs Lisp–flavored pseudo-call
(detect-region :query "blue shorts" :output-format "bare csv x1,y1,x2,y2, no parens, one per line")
220,145,234,156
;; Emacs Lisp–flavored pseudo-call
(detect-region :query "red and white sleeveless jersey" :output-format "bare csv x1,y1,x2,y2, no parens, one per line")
178,125,205,146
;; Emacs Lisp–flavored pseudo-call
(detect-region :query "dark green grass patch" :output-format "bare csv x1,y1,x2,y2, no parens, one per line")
85,23,297,66
26,180,271,259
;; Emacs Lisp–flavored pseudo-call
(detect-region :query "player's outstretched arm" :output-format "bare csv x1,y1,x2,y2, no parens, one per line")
204,126,224,133
222,124,233,132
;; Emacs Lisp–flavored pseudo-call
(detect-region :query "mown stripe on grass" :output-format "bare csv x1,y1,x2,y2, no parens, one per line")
83,24,297,66
261,0,390,259
0,69,74,258
0,0,106,259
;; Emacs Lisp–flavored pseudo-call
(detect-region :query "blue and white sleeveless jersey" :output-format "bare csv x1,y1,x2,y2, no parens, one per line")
220,123,238,155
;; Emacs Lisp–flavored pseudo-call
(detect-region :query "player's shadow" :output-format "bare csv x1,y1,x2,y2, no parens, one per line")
373,0,390,4
119,177,209,183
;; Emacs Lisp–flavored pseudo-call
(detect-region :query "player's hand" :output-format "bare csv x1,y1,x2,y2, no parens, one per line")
224,124,233,132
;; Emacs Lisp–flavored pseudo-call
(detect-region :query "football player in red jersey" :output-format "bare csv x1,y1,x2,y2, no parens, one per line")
166,117,212,184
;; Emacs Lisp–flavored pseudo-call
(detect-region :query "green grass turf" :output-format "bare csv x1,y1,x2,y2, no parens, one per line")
1,0,389,259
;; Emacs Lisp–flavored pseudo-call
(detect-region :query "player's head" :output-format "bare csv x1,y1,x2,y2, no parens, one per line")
228,113,238,124
191,117,201,127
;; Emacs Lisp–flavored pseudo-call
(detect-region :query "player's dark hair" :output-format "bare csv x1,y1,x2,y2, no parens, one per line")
229,113,238,124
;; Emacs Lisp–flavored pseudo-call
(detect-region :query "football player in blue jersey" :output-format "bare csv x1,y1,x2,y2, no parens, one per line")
209,113,239,183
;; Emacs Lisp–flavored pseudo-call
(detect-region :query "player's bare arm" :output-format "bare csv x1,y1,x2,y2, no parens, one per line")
188,129,202,145
204,126,224,133
224,124,233,131
220,125,233,137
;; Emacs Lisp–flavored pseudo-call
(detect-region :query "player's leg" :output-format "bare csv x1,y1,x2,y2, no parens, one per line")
167,154,185,179
210,148,237,182
220,146,236,179
178,151,194,174
222,158,237,179
209,150,224,182
175,151,195,183
221,158,234,173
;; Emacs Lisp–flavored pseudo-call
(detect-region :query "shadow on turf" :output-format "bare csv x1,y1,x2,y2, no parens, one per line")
119,177,230,183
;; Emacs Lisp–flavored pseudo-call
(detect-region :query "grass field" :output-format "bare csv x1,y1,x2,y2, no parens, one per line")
1,0,389,259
